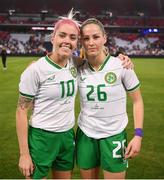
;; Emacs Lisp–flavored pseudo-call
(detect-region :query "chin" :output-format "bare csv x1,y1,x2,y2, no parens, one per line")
61,53,71,59
59,51,71,58
88,53,97,57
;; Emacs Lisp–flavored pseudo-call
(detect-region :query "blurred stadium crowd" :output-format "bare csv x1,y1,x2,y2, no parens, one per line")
0,0,164,56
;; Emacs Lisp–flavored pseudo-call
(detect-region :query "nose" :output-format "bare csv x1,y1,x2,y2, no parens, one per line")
63,36,71,44
88,38,94,46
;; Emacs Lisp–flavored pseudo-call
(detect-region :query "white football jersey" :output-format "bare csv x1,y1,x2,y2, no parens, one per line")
78,55,140,139
19,55,78,132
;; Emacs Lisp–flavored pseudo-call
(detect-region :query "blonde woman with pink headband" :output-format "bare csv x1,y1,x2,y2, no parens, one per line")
16,10,81,179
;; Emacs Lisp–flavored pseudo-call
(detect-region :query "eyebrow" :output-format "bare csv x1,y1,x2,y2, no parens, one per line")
83,33,100,36
59,31,78,36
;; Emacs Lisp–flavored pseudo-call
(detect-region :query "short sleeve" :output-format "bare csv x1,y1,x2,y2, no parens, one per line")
19,64,39,99
122,68,140,92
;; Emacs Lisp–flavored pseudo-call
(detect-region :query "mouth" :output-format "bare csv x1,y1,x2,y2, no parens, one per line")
88,48,97,52
59,43,72,50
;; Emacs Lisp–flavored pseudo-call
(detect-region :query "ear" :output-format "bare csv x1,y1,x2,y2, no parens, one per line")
51,33,55,45
103,34,107,44
51,36,54,45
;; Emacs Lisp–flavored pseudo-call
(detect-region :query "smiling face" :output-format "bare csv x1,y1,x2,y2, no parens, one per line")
81,23,107,59
51,23,79,59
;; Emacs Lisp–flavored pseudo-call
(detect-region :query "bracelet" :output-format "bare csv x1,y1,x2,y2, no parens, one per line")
135,128,143,137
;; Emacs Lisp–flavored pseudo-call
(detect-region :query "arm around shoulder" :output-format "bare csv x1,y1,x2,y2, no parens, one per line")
73,56,85,67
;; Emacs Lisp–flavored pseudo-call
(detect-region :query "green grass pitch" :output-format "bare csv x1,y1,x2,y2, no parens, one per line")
0,56,164,178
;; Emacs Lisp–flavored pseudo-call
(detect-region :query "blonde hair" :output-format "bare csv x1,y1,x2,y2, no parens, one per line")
81,18,106,35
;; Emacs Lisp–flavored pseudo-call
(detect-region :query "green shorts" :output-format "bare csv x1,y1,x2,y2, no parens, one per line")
76,128,128,173
28,126,75,178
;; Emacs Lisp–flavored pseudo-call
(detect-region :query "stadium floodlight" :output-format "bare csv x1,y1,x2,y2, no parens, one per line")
46,27,54,31
41,10,48,21
143,28,159,34
153,28,159,33
8,9,15,16
41,10,48,14
32,27,46,30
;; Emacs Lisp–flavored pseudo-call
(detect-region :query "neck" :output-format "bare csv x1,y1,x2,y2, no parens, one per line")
88,53,106,71
49,53,69,67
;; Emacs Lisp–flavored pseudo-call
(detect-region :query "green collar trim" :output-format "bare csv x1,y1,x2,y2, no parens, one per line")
99,54,110,71
45,55,62,69
88,54,110,72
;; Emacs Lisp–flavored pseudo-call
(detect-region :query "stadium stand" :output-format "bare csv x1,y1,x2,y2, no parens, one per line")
0,0,164,56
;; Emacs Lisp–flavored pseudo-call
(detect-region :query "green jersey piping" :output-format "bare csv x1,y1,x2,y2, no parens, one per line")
127,83,141,92
88,54,111,72
45,55,63,69
20,92,34,99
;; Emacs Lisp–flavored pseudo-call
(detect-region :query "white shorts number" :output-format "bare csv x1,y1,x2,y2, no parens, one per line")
113,140,126,158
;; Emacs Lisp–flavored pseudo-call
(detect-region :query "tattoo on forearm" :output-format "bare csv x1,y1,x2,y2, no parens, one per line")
17,96,33,110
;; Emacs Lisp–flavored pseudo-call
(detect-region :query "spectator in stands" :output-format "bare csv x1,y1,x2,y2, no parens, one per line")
1,46,7,70
76,18,144,179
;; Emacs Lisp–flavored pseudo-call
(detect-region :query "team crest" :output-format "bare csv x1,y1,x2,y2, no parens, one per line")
105,72,117,84
70,67,77,78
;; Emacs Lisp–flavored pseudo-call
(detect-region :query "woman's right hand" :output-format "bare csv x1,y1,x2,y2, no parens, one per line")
19,154,34,178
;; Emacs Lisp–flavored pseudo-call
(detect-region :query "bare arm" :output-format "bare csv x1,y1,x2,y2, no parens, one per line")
16,95,34,177
125,88,144,159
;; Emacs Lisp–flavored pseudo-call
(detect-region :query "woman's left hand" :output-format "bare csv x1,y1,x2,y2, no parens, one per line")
124,136,142,159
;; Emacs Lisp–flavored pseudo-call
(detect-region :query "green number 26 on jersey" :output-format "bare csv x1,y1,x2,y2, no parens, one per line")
87,84,107,101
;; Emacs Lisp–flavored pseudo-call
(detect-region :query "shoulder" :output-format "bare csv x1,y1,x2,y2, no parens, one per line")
23,56,45,76
108,56,122,69
29,56,47,68
110,56,122,63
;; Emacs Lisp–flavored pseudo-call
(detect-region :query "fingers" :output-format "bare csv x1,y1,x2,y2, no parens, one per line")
124,146,139,159
19,164,34,178
118,54,134,69
30,164,35,175
118,54,127,63
121,56,130,68
23,168,31,178
124,145,131,159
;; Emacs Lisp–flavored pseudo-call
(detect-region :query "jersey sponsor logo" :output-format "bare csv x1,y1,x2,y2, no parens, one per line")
47,75,56,81
91,104,104,110
70,67,77,78
105,72,117,84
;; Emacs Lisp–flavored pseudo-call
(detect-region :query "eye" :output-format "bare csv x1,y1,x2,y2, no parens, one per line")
59,33,66,38
83,37,89,41
93,35,100,39
70,35,78,41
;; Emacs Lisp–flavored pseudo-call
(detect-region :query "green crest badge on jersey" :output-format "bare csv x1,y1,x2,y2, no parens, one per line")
70,67,77,78
105,72,117,84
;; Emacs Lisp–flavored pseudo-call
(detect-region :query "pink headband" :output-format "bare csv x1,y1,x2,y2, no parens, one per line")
53,19,80,35
53,8,81,35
